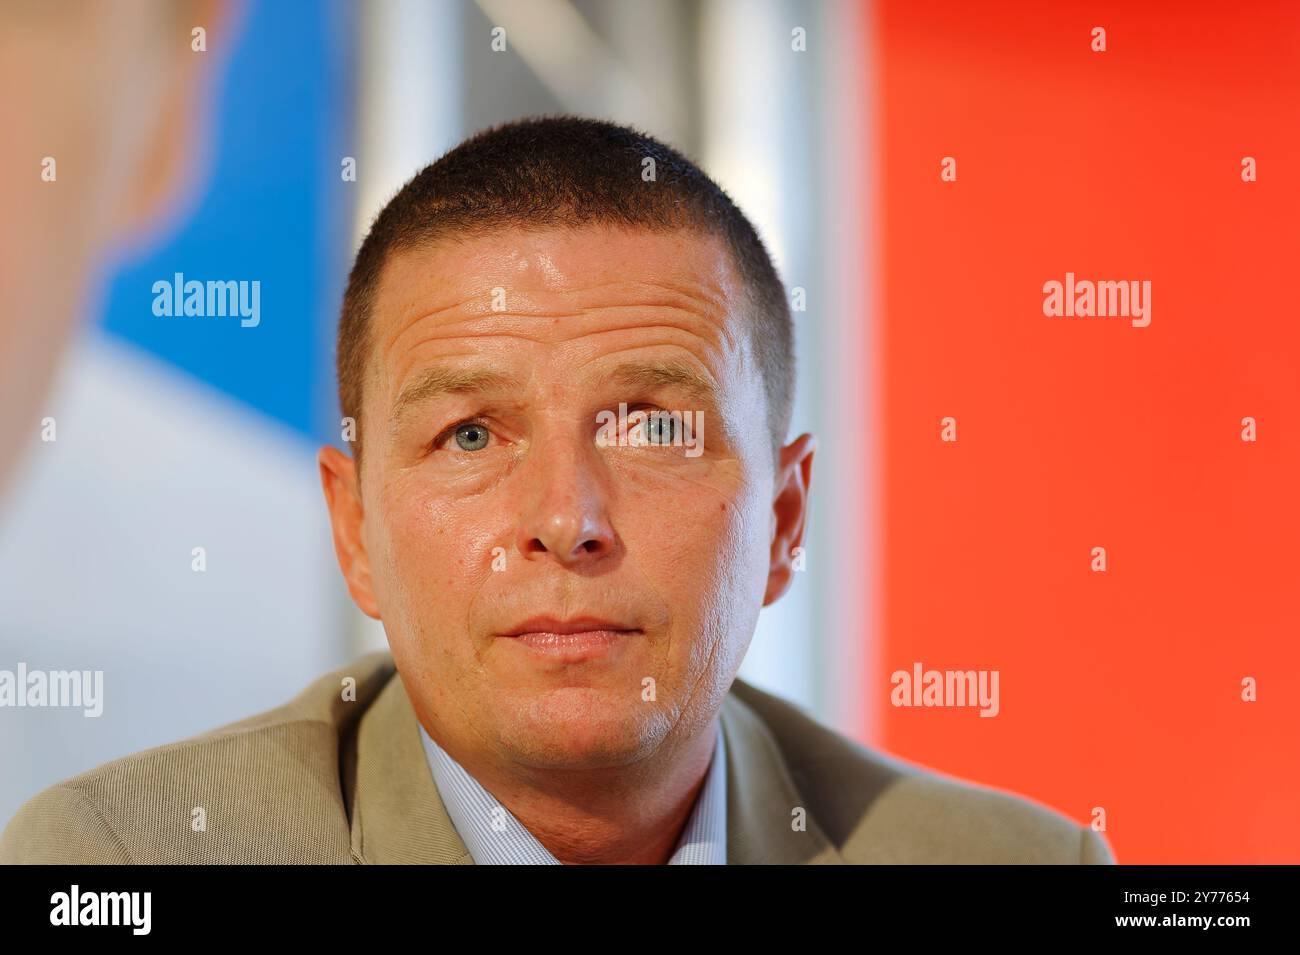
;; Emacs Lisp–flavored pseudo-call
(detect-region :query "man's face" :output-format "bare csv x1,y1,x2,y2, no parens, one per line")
324,224,805,771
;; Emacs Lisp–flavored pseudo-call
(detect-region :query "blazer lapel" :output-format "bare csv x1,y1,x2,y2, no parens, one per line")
349,668,474,864
720,689,846,864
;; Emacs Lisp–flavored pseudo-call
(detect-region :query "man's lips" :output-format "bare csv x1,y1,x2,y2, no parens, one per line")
497,616,642,658
499,615,640,637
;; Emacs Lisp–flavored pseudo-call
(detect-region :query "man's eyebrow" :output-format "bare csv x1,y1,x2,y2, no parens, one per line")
603,360,718,404
391,365,524,421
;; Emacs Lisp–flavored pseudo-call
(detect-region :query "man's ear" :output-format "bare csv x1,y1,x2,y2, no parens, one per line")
319,445,381,620
764,432,816,606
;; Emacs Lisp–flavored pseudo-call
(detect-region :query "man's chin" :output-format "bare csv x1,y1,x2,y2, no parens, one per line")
495,686,673,769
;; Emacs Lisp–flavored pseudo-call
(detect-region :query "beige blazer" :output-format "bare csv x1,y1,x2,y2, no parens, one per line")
0,652,1115,864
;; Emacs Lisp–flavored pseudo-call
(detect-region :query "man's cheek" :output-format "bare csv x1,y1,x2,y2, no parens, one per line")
398,519,496,595
639,517,739,630
616,464,747,533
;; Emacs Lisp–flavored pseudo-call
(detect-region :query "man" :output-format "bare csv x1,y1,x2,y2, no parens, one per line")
0,116,1115,864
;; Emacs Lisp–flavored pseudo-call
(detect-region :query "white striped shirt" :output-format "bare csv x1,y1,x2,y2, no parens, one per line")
419,722,727,864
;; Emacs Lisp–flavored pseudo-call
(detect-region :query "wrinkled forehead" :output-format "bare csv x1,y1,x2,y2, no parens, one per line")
364,224,755,401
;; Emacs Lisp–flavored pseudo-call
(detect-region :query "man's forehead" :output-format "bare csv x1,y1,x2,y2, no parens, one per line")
356,224,765,432
371,224,745,338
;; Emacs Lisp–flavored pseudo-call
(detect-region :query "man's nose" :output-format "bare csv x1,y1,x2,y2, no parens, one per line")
514,437,616,567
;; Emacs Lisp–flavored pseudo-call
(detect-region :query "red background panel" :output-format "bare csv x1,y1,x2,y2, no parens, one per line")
872,0,1300,862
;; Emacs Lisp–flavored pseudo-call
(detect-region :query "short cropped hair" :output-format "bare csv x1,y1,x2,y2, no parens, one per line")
338,115,794,465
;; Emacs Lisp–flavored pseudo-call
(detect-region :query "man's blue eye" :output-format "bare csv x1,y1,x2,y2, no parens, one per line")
454,423,490,451
644,411,676,444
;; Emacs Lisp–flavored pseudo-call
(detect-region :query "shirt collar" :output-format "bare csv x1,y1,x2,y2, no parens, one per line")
419,721,727,865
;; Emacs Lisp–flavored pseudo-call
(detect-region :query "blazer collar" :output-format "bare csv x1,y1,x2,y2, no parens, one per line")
349,668,844,865
348,669,473,864
719,683,846,864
